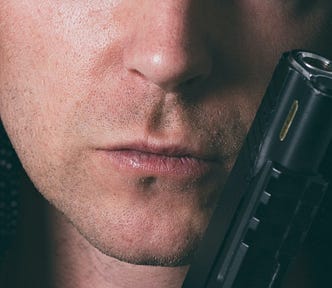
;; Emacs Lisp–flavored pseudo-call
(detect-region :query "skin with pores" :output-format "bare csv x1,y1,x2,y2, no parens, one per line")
0,1,332,287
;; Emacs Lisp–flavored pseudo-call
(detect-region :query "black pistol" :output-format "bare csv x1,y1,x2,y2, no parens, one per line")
182,50,332,288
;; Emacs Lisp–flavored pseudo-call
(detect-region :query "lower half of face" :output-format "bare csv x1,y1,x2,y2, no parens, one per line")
1,91,250,266
1,0,332,267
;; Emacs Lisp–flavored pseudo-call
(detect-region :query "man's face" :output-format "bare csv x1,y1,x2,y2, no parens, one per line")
0,1,331,266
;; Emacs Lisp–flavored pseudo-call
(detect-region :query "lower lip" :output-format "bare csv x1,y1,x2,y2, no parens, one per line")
100,150,216,177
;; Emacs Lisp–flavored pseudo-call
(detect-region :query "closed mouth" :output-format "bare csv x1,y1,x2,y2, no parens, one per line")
97,142,221,177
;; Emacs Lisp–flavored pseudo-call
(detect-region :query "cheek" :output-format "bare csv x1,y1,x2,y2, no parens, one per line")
0,8,83,158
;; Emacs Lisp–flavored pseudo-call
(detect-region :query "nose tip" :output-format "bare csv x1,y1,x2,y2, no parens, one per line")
123,1,213,93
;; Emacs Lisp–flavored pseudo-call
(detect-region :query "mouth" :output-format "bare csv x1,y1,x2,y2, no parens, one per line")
97,143,221,178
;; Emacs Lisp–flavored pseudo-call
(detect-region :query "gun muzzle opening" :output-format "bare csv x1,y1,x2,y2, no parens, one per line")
302,57,332,72
297,51,332,74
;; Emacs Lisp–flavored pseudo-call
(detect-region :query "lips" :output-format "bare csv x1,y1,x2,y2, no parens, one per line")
97,143,220,177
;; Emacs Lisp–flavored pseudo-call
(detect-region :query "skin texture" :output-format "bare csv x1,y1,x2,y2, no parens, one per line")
0,1,332,287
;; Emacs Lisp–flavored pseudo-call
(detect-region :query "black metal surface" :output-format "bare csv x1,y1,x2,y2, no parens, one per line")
183,50,332,288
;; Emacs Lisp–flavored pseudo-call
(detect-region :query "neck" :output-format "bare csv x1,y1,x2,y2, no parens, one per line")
49,208,189,288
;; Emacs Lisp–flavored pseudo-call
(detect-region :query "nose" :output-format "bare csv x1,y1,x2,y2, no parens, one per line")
123,1,212,92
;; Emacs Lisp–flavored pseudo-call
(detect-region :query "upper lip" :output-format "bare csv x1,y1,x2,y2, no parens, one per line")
98,141,219,162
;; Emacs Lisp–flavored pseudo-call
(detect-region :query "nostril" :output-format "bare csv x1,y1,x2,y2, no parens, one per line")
183,74,203,86
128,68,144,78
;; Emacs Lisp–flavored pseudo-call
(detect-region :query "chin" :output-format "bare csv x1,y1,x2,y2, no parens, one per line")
58,188,214,267
88,228,203,267
86,226,204,267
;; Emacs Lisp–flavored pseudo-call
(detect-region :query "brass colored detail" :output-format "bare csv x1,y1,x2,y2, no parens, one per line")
280,100,299,141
